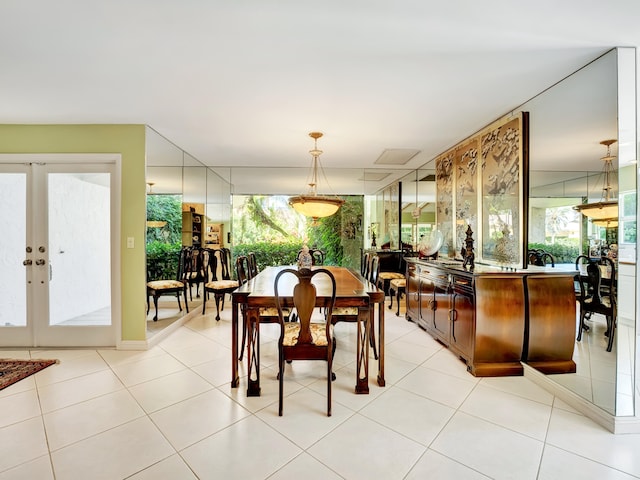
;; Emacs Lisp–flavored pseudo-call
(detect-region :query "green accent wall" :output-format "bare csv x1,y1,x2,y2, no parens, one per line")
0,124,147,342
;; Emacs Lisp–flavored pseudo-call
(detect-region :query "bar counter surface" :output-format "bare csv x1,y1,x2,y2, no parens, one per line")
405,258,577,376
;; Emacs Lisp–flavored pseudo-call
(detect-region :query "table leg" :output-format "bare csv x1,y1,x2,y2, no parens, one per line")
377,299,386,386
355,306,370,394
246,308,261,397
231,297,239,388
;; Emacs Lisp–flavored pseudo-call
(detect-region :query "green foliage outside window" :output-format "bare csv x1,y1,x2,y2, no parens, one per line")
232,241,304,272
232,195,364,270
146,194,183,280
146,195,183,245
528,239,579,264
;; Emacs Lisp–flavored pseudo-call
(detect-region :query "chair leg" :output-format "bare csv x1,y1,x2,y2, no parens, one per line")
606,315,616,352
396,289,404,316
183,288,189,313
577,310,586,341
327,354,333,417
214,293,222,321
239,313,247,360
369,310,378,360
388,287,394,310
331,339,337,381
152,295,159,322
278,351,285,416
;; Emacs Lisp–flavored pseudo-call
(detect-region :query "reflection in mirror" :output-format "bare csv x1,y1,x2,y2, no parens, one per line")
524,48,636,418
205,168,231,250
417,166,437,249
399,170,418,249
145,129,233,340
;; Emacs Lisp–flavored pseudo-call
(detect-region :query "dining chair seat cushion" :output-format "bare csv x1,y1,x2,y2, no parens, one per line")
585,296,612,308
378,272,405,280
332,306,359,316
205,279,239,290
390,278,406,289
283,322,333,347
259,306,282,316
147,280,185,290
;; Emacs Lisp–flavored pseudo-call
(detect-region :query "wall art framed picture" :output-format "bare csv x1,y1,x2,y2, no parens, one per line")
436,150,455,256
480,112,529,266
454,138,479,259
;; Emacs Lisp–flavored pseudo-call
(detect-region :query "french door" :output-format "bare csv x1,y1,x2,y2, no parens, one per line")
0,159,117,347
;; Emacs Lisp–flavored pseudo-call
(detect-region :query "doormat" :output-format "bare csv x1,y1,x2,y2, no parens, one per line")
0,359,58,390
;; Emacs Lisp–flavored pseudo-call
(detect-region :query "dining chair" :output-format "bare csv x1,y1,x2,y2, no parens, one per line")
247,252,259,278
575,255,617,351
202,247,239,320
376,253,406,302
361,252,371,279
146,246,189,321
274,267,336,416
236,255,286,360
184,247,207,300
296,248,325,266
310,249,326,265
388,277,406,316
331,254,380,359
236,255,250,286
528,249,555,267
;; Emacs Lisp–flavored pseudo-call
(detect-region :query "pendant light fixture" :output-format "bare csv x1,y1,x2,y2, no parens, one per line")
574,139,618,220
289,132,345,223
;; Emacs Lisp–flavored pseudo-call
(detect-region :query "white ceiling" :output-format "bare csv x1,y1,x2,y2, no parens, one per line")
1,1,639,194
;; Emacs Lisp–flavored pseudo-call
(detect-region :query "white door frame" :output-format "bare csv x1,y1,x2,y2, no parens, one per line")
0,154,122,347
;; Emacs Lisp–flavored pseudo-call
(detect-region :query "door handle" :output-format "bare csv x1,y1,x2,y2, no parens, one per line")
35,259,46,266
23,259,32,266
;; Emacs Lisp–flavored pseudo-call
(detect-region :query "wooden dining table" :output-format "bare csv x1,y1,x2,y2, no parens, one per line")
231,265,385,397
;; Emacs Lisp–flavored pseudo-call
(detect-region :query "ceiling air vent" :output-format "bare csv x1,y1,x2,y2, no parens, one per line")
374,148,421,165
357,171,392,182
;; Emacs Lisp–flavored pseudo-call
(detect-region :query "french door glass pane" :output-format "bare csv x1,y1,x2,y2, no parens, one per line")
48,173,111,326
0,173,27,327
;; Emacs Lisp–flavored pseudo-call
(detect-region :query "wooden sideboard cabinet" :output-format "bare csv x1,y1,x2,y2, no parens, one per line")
405,258,576,377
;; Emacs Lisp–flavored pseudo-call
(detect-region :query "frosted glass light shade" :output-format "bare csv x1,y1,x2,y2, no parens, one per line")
289,195,344,219
574,200,618,220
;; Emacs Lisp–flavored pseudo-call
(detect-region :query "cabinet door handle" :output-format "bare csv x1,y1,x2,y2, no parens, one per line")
455,279,470,286
451,308,458,341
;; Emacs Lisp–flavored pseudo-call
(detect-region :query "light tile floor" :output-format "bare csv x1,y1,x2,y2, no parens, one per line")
2,303,640,479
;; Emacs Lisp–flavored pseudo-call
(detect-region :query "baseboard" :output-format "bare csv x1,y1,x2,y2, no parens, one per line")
524,363,640,434
116,340,149,351
145,308,202,348
523,363,616,432
116,308,202,351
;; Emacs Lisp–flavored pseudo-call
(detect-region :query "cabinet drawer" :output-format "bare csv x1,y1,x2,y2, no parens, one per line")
450,275,473,295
